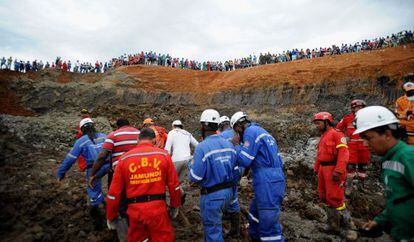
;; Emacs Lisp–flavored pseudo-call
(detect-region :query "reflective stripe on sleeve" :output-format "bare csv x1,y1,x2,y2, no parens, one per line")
190,169,203,181
249,212,259,223
241,150,255,160
382,160,405,174
202,148,236,162
336,144,348,149
107,195,116,200
68,153,77,159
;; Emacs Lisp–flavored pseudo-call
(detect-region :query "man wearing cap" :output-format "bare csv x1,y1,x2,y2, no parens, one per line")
337,100,371,195
231,111,285,242
313,112,355,238
58,118,107,227
218,115,243,239
165,120,198,186
142,118,168,149
395,82,414,145
354,106,414,241
74,108,91,172
188,109,239,242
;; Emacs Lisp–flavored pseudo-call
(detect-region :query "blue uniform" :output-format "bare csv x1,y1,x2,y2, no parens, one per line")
188,134,238,242
237,123,285,242
219,128,242,213
57,133,107,207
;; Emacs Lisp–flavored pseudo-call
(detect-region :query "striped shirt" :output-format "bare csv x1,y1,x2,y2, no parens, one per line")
102,126,140,167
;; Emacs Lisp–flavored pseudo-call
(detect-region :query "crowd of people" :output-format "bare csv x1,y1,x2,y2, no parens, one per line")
56,81,414,242
1,30,413,74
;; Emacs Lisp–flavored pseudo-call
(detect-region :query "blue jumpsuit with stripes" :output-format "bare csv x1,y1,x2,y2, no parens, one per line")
188,134,239,242
220,128,243,213
237,123,285,242
57,133,107,207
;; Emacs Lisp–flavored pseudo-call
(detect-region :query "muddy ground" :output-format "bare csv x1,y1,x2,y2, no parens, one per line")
0,109,392,242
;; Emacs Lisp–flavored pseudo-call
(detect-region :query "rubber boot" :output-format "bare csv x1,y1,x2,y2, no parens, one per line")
116,217,128,242
338,208,358,241
324,207,340,234
89,206,104,230
228,212,241,240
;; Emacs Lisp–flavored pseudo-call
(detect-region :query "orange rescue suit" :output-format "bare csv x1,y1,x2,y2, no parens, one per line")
336,113,371,164
106,143,181,242
315,127,349,208
395,95,414,145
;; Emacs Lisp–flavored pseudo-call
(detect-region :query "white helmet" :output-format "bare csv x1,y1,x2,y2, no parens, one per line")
403,82,414,91
230,111,248,128
353,106,399,135
80,118,94,128
219,116,230,124
172,120,182,126
200,109,220,124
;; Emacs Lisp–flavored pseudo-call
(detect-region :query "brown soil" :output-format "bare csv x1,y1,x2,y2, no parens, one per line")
121,44,414,93
0,71,34,116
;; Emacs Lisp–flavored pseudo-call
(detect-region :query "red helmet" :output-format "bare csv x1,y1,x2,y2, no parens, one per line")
351,99,366,108
313,112,334,123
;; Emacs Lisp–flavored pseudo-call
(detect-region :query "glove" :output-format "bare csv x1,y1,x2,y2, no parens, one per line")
332,171,341,182
169,207,179,219
107,218,118,230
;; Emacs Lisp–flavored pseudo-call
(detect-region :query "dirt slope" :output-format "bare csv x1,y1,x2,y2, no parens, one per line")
121,44,414,93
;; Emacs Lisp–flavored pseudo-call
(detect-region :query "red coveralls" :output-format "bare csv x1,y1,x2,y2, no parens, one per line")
314,127,349,208
75,123,87,172
336,113,371,180
106,143,181,242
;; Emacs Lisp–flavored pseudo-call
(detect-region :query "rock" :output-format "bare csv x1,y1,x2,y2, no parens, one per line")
345,230,358,241
78,230,87,237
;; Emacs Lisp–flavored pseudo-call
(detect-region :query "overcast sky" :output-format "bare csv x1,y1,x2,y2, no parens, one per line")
0,0,413,63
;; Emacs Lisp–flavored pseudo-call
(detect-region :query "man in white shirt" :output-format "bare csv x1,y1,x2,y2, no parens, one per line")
165,120,199,185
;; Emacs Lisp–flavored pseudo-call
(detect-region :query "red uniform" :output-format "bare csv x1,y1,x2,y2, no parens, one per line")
75,122,87,172
337,113,371,179
315,127,349,208
102,126,140,168
106,143,181,242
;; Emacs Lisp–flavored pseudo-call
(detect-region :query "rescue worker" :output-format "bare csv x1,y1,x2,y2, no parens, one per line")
218,115,233,140
395,82,414,145
188,109,239,242
218,115,242,239
57,118,106,227
142,118,168,149
74,108,91,172
355,106,414,241
231,111,285,242
337,100,371,196
106,128,181,242
313,112,356,238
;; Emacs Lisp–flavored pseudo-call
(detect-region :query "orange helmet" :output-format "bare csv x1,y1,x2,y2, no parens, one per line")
143,118,154,125
313,112,334,123
351,99,366,108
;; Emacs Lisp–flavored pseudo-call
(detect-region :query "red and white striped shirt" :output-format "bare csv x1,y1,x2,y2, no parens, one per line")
102,126,140,167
